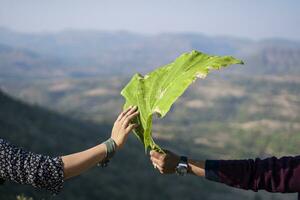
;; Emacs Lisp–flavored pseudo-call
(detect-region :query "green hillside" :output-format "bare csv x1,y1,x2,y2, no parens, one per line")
0,89,298,200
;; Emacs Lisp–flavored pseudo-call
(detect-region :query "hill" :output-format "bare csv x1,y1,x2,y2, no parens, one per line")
0,89,298,200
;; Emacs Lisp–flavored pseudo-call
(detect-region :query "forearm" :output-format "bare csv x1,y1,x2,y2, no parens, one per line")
0,139,64,194
62,106,138,180
187,156,300,193
205,156,300,193
62,143,107,180
187,159,206,177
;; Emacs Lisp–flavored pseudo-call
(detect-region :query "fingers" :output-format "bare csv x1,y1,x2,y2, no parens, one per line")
121,106,138,122
125,123,138,133
122,111,139,128
150,150,178,174
111,106,139,150
150,151,165,170
152,162,164,173
150,156,163,167
150,151,166,168
118,106,137,124
150,150,163,159
151,158,165,174
117,106,133,121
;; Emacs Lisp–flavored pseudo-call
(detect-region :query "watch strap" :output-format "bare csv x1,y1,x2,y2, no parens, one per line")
176,156,188,176
180,156,188,164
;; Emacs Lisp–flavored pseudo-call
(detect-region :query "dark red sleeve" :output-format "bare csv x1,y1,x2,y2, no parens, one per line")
205,156,300,194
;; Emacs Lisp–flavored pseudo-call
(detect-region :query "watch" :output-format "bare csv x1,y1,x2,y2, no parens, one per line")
175,156,188,176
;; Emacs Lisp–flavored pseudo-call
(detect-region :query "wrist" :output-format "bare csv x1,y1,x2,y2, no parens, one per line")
110,137,123,151
187,159,206,177
175,156,188,176
99,138,117,167
106,138,117,158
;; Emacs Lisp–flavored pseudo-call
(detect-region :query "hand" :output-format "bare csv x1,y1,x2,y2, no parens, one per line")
150,150,180,174
111,106,139,150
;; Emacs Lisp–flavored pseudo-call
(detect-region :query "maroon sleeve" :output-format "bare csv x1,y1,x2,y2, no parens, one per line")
205,156,300,193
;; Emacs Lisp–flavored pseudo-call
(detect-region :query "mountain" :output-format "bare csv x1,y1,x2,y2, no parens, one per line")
0,43,67,79
245,45,300,74
0,28,299,78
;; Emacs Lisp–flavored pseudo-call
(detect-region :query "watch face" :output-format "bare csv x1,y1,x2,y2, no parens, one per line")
176,156,188,176
176,165,188,176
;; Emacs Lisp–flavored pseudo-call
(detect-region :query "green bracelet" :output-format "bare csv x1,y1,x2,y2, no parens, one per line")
104,138,117,159
99,138,117,167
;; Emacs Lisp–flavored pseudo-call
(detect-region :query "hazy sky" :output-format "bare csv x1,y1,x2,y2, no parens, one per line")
0,0,300,40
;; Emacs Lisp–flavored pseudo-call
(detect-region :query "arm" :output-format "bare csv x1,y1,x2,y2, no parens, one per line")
0,106,139,194
0,139,64,194
62,106,139,179
205,156,300,193
149,150,205,176
150,150,300,193
62,143,107,179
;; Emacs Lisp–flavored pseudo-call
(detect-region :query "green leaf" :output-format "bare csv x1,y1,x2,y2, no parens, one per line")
121,50,244,152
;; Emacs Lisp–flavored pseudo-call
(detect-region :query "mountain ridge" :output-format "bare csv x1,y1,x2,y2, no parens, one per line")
0,27,299,78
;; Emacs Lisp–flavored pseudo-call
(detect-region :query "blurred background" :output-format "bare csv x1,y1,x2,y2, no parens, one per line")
0,0,299,199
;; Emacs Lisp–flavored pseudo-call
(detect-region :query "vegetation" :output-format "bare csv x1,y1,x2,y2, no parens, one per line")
0,29,299,199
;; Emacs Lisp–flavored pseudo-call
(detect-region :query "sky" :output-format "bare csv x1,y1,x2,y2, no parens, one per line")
0,0,300,40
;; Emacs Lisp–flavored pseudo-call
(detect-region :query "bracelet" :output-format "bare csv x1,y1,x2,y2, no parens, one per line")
99,138,117,167
104,138,117,159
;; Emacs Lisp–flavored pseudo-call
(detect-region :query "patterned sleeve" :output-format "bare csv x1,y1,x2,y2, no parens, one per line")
0,138,64,194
